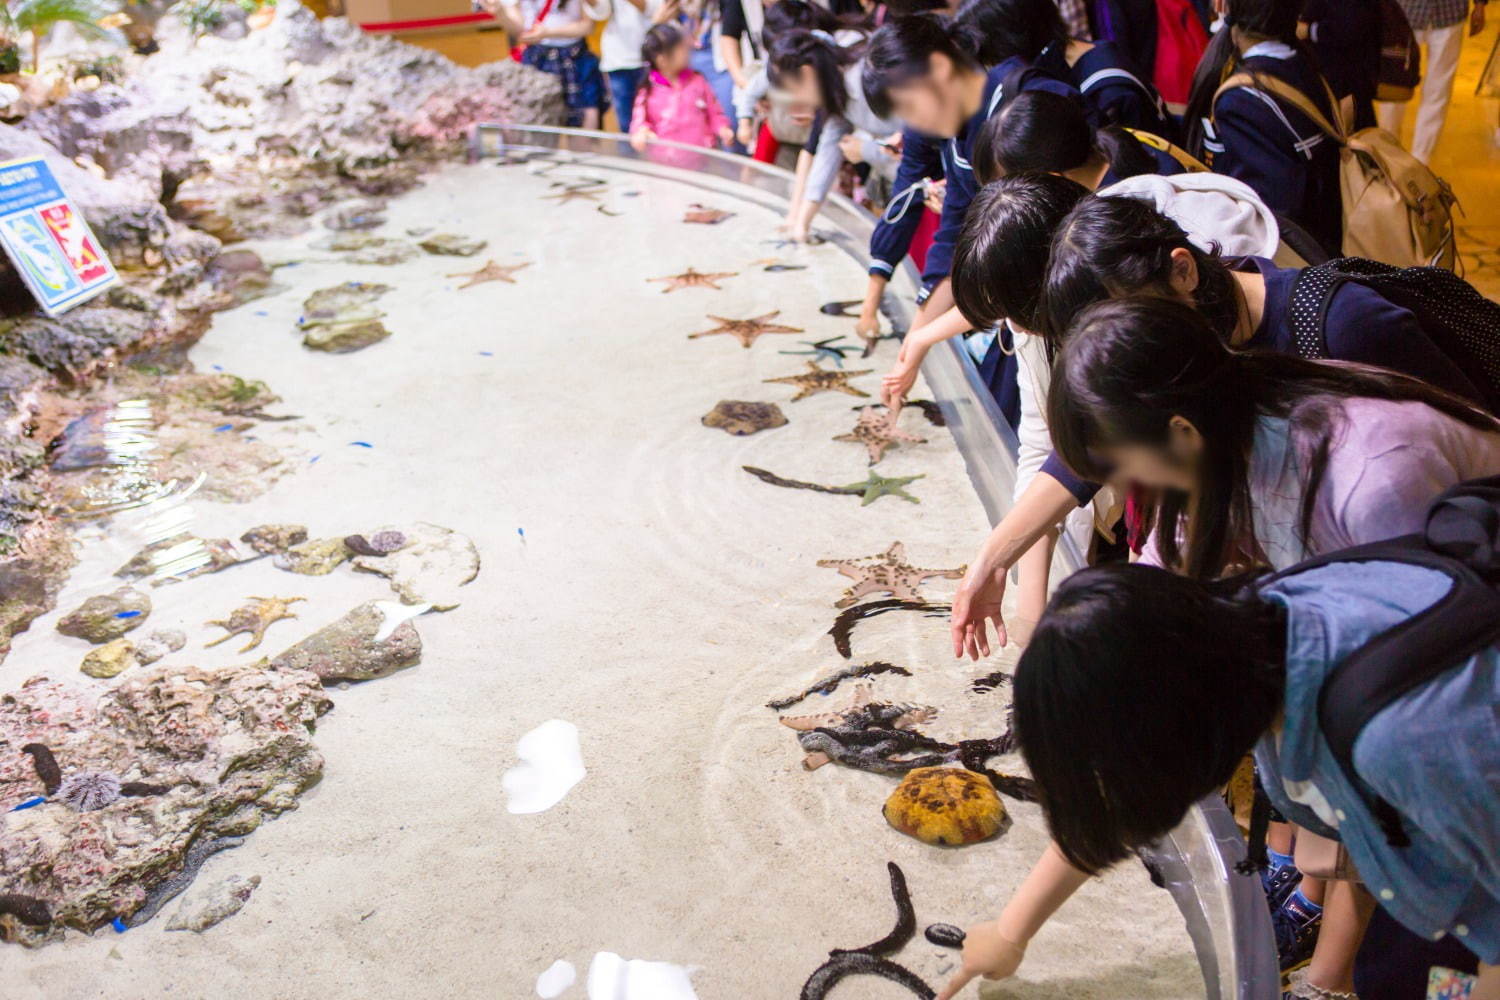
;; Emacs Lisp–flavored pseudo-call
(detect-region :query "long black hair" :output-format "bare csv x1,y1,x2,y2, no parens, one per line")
1038,194,1241,356
1182,0,1314,157
951,173,1089,332
952,0,1066,66
1046,297,1500,579
862,13,981,119
974,90,1156,186
768,29,865,118
1015,562,1287,874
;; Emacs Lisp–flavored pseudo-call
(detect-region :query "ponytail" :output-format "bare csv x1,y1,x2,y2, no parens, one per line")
640,22,685,92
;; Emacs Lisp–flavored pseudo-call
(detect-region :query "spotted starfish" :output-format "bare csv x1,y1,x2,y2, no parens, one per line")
684,205,734,224
544,186,606,205
450,260,530,288
690,311,804,349
648,267,738,293
763,360,873,401
817,542,966,609
840,471,925,506
834,406,928,464
205,596,306,652
779,337,859,369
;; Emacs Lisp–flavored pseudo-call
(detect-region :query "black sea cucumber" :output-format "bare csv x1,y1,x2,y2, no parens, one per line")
970,670,1012,694
126,836,244,928
800,950,935,999
120,782,170,797
826,599,951,659
20,744,61,795
765,662,912,710
907,399,946,427
925,923,965,949
833,862,915,958
742,466,863,497
0,894,52,926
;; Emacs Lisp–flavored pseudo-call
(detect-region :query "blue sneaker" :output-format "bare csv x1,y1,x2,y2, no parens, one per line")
1273,889,1322,974
1261,856,1301,914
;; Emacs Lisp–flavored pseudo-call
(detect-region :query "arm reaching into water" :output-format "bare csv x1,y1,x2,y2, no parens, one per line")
937,843,1092,998
951,472,1079,660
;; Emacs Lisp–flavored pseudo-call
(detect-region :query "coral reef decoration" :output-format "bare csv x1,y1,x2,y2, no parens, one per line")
683,204,734,224
765,662,912,710
55,772,122,813
449,260,531,288
342,531,406,557
268,601,423,684
0,895,52,928
779,337,859,369
689,312,804,349
647,267,738,293
834,407,927,465
799,864,934,1000
166,873,260,933
349,522,478,610
55,587,152,644
826,599,951,659
419,233,488,256
702,401,788,436
883,767,1006,846
763,360,873,401
817,543,965,609
204,596,306,653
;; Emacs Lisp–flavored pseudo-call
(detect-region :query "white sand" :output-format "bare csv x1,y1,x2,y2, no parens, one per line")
1,160,1202,998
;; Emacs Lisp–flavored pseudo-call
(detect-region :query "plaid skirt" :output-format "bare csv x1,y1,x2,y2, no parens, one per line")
522,41,604,117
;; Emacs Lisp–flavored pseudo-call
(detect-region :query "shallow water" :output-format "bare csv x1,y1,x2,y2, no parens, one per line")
2,157,1201,998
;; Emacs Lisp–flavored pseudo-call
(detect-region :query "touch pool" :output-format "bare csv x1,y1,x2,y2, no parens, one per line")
1,135,1217,998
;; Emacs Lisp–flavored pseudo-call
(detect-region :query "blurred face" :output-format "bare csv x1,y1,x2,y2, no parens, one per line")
658,39,691,75
884,53,968,137
1095,416,1203,493
780,64,824,110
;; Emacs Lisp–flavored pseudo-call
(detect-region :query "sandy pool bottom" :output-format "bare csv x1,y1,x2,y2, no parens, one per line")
2,158,1202,999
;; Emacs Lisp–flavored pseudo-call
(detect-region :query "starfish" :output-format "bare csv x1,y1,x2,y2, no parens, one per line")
449,260,530,288
204,596,306,652
690,311,803,349
779,336,859,368
647,267,738,293
817,542,966,609
543,186,606,205
834,406,928,464
840,471,925,506
763,360,873,401
684,204,734,224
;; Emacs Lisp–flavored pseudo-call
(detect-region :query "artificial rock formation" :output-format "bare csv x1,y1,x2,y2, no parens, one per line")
0,661,331,945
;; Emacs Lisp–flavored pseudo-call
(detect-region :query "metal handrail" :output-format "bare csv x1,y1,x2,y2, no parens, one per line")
471,123,1279,999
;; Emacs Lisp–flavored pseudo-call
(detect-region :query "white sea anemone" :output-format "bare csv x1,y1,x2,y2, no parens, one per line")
56,771,122,812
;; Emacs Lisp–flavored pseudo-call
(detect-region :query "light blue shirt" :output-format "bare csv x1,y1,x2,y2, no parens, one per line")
1255,560,1500,963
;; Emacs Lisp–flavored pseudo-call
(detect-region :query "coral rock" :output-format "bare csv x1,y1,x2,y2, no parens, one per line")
351,522,478,610
418,233,487,257
882,767,1005,847
273,538,351,576
302,319,390,353
116,535,244,585
342,530,405,556
240,524,309,557
80,639,140,679
133,630,186,666
56,587,151,644
269,601,422,683
166,874,260,933
701,400,788,436
0,662,331,945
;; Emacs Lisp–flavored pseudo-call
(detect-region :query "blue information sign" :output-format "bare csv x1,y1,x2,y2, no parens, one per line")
0,155,118,316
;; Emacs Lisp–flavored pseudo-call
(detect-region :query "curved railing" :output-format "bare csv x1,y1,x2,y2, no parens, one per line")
470,124,1280,999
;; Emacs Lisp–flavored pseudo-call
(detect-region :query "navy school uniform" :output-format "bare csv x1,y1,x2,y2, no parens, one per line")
1036,39,1177,139
868,128,943,282
1098,134,1189,188
1038,255,1487,505
1199,42,1344,259
1302,0,1380,131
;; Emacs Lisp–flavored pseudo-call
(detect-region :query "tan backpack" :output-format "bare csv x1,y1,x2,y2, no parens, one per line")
1212,72,1459,270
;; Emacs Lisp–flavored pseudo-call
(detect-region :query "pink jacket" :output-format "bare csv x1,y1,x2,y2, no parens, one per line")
630,69,728,148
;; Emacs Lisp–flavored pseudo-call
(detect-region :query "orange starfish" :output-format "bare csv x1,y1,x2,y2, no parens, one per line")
817,542,966,609
647,267,739,293
834,406,927,464
689,311,803,348
449,260,531,288
763,360,873,401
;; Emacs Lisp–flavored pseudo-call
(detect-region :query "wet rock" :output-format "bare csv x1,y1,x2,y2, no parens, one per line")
269,601,422,683
116,535,244,586
301,282,390,326
202,250,274,310
239,524,308,556
56,588,152,644
273,537,350,576
48,408,114,471
0,528,76,665
342,530,405,557
0,662,331,946
166,874,260,933
302,319,390,354
352,522,478,610
323,200,386,232
310,234,418,265
2,307,156,378
80,639,140,679
133,629,186,666
419,234,487,257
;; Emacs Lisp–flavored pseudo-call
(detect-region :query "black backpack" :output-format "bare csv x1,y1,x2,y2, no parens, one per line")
1288,258,1500,415
1259,476,1500,850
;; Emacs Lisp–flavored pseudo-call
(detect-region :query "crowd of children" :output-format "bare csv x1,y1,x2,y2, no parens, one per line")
490,0,1499,997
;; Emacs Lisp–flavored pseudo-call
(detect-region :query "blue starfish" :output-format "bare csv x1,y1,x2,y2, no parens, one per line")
779,337,859,369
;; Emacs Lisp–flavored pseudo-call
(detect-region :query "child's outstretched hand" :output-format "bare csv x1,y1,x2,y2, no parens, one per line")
630,129,655,153
935,921,1026,999
718,125,736,147
736,119,754,147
